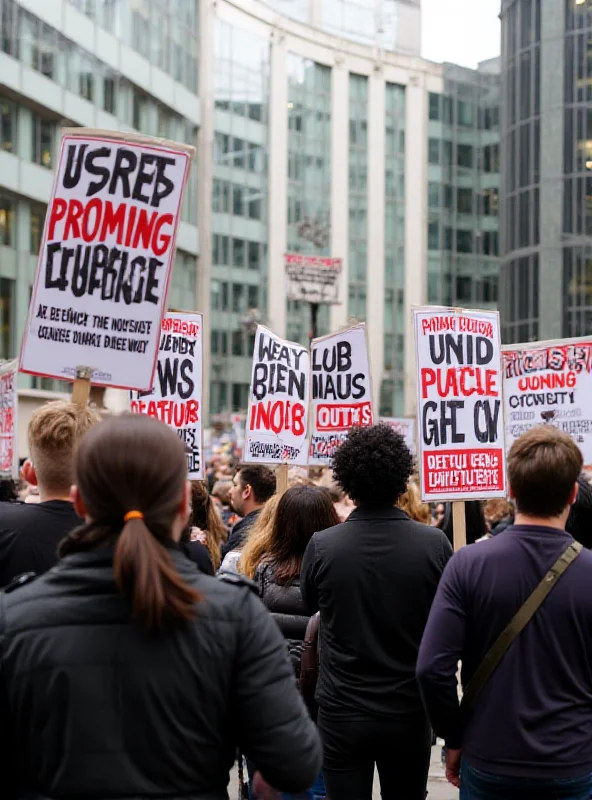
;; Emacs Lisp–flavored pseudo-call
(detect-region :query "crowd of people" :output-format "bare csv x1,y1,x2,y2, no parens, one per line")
1,403,592,799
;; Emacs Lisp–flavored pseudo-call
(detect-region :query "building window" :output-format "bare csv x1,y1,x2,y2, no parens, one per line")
456,230,473,253
456,275,472,302
428,182,440,208
248,143,263,172
428,138,440,164
232,330,244,356
232,185,244,217
232,284,244,312
0,195,14,247
232,383,248,411
248,241,260,270
0,98,16,153
232,137,245,169
483,143,500,173
429,93,440,121
457,188,473,214
482,188,499,216
428,220,439,250
248,285,259,308
0,277,12,359
103,71,117,114
483,231,499,256
214,132,230,164
30,203,46,253
32,116,54,169
232,238,244,268
457,144,473,169
457,100,474,127
132,88,148,131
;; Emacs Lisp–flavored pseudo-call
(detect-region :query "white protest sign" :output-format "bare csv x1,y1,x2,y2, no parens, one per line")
285,253,342,305
130,312,203,479
380,417,416,455
0,360,18,478
20,129,194,391
503,336,592,468
414,306,506,502
309,323,373,465
245,325,309,465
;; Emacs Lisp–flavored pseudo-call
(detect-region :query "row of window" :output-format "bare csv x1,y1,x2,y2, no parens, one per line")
212,235,263,271
67,0,198,92
212,180,263,221
214,133,265,173
429,92,500,131
428,222,499,256
211,280,260,314
0,193,46,252
0,99,54,169
428,139,500,172
211,329,256,358
210,381,250,414
428,184,499,216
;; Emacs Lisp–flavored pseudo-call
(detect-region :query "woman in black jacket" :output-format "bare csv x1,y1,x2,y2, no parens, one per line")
0,414,321,800
252,486,339,800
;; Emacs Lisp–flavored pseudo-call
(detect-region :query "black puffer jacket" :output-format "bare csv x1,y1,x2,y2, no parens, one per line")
0,546,322,800
255,561,310,675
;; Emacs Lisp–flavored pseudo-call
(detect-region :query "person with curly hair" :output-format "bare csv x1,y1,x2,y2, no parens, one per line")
301,424,452,800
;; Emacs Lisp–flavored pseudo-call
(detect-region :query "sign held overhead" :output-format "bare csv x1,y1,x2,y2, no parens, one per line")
414,306,506,502
20,129,194,391
285,253,342,306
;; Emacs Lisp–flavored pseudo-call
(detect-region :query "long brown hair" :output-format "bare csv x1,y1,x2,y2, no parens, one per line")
245,486,339,584
239,494,281,579
60,414,201,631
184,482,227,570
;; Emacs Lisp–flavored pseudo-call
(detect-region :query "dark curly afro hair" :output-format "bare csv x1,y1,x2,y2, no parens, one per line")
332,424,413,507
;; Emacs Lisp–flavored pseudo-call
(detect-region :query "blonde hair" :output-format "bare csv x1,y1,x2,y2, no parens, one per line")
28,401,101,495
398,478,431,525
239,494,281,579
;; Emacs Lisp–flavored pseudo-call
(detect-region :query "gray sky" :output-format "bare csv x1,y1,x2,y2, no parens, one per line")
421,0,501,69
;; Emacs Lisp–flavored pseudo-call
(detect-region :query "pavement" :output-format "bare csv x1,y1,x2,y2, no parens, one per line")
228,744,459,799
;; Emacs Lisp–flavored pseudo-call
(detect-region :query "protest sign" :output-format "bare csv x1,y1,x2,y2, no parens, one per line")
380,417,416,455
285,253,342,305
130,312,203,479
20,129,194,391
0,360,18,478
414,306,506,502
309,323,373,465
503,336,592,466
245,325,309,465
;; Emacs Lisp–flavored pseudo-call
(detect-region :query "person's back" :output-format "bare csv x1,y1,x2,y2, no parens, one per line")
0,401,100,588
0,414,321,800
301,425,452,800
418,425,592,798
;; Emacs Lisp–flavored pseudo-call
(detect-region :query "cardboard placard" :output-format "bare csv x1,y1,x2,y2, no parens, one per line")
0,360,18,478
502,336,592,467
20,129,194,391
285,253,342,306
379,417,416,455
309,323,373,465
245,325,310,465
414,306,506,502
130,312,203,479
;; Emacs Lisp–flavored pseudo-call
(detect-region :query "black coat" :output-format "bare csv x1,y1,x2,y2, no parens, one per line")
0,546,322,800
301,506,452,719
255,561,310,675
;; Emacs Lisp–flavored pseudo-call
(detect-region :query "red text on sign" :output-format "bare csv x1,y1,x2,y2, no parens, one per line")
316,402,373,432
130,399,199,426
250,400,306,437
422,448,504,495
421,367,498,399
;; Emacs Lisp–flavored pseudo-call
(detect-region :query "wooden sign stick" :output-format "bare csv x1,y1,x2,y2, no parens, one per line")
452,500,467,551
276,463,289,497
71,366,94,409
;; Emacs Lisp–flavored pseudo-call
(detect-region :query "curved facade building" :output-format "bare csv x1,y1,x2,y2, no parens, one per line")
500,0,592,343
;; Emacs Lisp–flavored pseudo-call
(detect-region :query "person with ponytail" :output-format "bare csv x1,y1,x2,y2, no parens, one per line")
0,413,321,800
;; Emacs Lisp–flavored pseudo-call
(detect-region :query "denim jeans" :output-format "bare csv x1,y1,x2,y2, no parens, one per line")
460,761,592,800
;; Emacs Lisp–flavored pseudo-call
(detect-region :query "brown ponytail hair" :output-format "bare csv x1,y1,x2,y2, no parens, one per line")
60,413,201,631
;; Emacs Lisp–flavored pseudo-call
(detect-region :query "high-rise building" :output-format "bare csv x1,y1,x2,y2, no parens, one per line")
500,0,592,344
0,0,503,449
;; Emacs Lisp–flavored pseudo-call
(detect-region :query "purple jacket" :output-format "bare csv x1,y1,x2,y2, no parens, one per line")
417,525,592,779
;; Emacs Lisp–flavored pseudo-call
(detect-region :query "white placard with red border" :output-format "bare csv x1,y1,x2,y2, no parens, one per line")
20,129,194,391
502,336,592,468
414,306,506,502
309,323,374,465
244,325,310,465
130,311,203,479
380,417,416,456
0,360,18,479
285,253,342,305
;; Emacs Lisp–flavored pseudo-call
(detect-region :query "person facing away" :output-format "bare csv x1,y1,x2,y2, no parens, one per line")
221,465,276,558
417,425,592,799
0,400,100,588
180,481,228,573
301,424,453,800
0,414,321,800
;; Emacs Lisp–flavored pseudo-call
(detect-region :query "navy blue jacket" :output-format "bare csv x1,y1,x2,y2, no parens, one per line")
417,524,592,779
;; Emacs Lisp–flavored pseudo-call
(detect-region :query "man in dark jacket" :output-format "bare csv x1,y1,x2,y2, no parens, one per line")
417,425,592,797
0,401,100,587
221,465,276,558
301,425,452,800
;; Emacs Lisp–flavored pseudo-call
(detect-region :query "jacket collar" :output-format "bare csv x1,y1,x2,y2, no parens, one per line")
59,542,198,578
346,505,409,522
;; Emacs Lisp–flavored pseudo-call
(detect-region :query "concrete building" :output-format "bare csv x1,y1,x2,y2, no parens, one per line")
500,0,592,344
0,0,502,451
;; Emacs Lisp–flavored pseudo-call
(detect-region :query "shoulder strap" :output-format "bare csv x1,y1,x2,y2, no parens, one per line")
461,540,583,714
